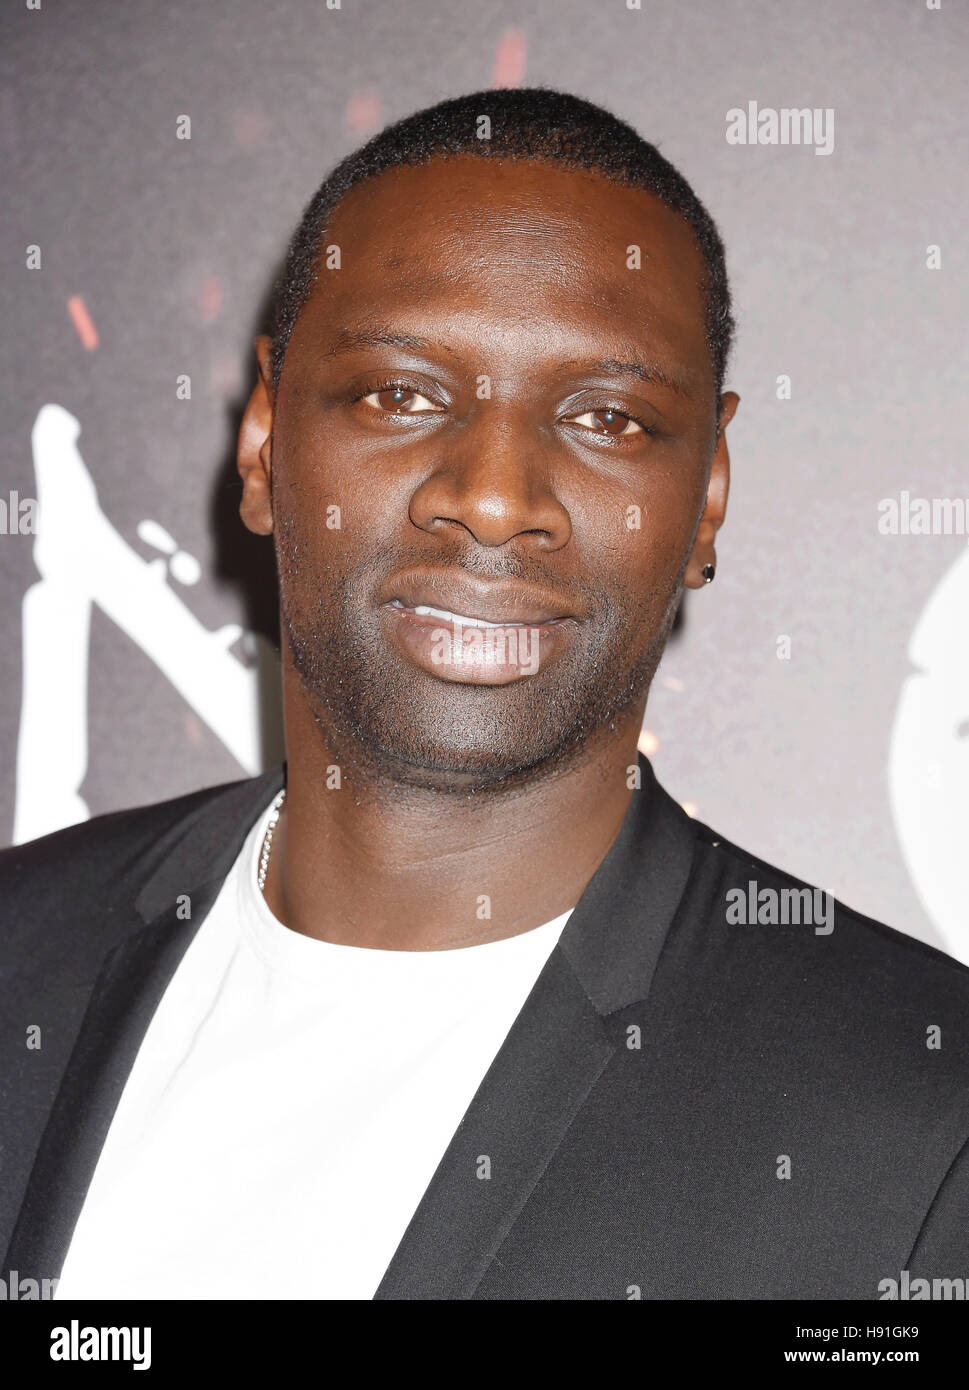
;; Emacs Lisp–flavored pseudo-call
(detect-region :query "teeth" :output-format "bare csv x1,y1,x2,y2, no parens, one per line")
412,604,526,629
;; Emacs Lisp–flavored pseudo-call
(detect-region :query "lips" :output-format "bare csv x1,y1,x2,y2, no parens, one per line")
388,600,557,630
378,571,580,626
377,569,583,685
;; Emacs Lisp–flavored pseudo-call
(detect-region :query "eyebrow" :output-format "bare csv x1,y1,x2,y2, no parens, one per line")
325,326,694,397
565,357,693,398
326,327,438,357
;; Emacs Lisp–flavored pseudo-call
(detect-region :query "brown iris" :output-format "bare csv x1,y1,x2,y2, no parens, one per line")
592,408,633,435
376,387,418,412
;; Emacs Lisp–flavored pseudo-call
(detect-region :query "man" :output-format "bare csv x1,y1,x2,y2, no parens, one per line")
2,87,967,1302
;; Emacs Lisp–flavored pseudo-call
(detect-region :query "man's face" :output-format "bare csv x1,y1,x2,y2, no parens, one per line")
241,154,736,790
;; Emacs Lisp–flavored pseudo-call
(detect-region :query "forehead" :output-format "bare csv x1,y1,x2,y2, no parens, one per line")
297,154,711,385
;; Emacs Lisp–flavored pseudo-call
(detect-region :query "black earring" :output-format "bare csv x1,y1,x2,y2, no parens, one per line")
701,563,716,584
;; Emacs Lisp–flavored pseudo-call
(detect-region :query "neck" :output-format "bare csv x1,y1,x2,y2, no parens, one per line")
262,666,649,952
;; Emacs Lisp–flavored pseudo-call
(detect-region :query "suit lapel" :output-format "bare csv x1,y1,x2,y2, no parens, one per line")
1,767,285,1284
374,752,698,1298
373,948,616,1299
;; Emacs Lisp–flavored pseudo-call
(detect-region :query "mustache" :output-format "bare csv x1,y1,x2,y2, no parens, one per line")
346,541,603,611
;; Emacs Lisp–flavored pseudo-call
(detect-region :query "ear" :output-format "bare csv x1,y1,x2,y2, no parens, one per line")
237,335,275,536
684,391,739,588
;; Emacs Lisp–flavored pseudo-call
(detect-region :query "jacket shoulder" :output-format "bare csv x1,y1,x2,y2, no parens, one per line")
683,814,969,1075
2,778,240,887
690,816,969,983
0,772,281,958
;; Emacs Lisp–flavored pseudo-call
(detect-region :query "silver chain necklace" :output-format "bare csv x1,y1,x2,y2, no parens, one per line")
257,789,286,892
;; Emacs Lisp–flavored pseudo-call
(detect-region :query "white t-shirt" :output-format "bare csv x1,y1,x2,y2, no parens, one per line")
54,793,572,1300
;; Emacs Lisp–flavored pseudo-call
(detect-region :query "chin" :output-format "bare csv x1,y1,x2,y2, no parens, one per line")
351,713,585,794
370,733,548,788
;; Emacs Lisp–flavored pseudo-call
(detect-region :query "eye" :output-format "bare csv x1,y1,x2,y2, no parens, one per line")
358,381,442,415
568,408,645,437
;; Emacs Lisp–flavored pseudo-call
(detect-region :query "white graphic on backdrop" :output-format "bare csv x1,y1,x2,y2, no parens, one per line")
889,548,969,965
14,404,272,844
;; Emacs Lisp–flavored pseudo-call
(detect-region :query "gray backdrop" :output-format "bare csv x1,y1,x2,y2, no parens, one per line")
3,0,967,960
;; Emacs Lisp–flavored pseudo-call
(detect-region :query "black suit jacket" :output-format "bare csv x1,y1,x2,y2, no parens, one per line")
2,754,968,1300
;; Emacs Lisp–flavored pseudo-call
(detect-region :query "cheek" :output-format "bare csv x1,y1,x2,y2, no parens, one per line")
271,485,354,620
271,445,363,568
272,405,410,558
581,471,704,590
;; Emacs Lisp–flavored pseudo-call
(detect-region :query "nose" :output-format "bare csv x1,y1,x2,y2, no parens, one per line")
407,407,573,550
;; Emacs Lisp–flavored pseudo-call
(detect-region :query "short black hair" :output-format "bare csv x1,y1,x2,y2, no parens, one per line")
269,86,734,405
